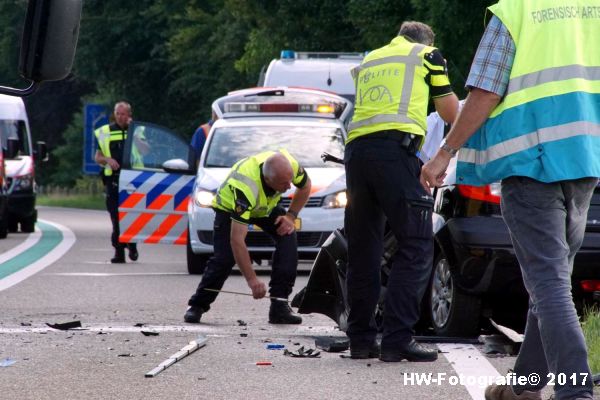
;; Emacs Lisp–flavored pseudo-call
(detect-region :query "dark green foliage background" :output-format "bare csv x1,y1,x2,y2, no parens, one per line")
0,0,496,187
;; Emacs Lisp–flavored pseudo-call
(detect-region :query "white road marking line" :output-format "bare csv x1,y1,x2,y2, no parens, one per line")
0,229,42,263
46,272,189,276
439,343,503,400
0,324,343,336
0,220,76,292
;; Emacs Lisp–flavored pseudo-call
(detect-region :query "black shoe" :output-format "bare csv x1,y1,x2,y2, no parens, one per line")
184,306,203,323
111,248,126,264
350,342,380,359
269,299,302,324
127,244,138,261
379,339,438,362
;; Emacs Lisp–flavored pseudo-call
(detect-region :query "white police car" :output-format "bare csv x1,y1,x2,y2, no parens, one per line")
116,87,351,274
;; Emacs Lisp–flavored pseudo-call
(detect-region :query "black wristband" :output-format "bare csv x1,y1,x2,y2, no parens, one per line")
287,209,298,219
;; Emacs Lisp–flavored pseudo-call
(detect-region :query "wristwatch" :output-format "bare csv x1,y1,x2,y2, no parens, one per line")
440,139,459,157
287,209,298,219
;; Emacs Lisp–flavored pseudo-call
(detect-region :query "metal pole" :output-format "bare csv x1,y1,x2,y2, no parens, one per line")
203,288,288,302
145,335,208,378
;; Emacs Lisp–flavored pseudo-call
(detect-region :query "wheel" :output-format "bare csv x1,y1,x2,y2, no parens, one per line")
20,218,35,233
7,215,17,233
426,253,482,337
186,231,209,274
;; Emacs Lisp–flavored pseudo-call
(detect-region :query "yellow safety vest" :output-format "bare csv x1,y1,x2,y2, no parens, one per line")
456,0,600,185
213,149,304,220
94,124,144,176
347,36,448,143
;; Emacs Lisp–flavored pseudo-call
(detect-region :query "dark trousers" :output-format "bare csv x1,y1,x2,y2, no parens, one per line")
105,176,136,252
188,207,299,310
344,135,433,349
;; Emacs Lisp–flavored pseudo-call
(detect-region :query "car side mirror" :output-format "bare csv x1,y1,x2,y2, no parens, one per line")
0,0,83,97
6,138,20,159
35,141,48,162
162,159,195,175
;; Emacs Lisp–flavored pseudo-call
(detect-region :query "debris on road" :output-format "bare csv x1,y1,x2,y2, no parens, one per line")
237,320,247,326
134,323,145,327
283,346,320,358
314,336,349,352
479,335,519,356
240,333,248,337
46,320,82,330
256,361,272,366
490,319,524,343
266,344,285,350
145,335,208,378
118,353,134,357
141,331,159,336
0,358,16,367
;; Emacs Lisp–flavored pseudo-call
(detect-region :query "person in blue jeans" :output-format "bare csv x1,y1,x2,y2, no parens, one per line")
422,1,599,399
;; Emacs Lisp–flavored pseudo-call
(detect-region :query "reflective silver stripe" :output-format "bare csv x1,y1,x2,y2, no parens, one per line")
507,65,600,96
397,45,425,118
458,121,600,165
215,158,259,206
348,113,417,131
349,44,425,132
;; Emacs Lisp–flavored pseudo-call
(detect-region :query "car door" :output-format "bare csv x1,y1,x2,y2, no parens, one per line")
118,121,195,245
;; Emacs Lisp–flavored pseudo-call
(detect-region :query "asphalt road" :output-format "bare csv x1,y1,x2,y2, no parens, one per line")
0,207,595,400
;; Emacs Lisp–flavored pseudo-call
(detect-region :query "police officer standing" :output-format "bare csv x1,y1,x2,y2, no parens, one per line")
344,21,458,361
184,149,311,324
95,102,149,263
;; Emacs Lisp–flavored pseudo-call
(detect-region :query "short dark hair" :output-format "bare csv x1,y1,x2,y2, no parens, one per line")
398,21,435,46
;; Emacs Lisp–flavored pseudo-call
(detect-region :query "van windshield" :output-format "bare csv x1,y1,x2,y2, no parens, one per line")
0,120,30,155
204,125,344,168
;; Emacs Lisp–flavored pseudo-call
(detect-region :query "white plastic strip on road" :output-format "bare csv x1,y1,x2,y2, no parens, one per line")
0,219,76,292
439,343,503,400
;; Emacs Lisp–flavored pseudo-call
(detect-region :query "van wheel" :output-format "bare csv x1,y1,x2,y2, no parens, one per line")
20,219,36,233
186,231,208,274
426,254,482,337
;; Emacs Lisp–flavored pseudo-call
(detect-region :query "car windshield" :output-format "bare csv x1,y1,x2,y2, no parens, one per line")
204,125,344,168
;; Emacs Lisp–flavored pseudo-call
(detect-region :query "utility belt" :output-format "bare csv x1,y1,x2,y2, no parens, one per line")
353,130,423,154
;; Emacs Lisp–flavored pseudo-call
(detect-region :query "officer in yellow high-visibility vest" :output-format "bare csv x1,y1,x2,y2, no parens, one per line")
422,1,599,399
95,101,149,264
184,149,312,325
344,21,458,362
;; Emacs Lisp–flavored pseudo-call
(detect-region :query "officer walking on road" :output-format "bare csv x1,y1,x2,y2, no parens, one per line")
184,149,311,324
344,21,458,361
422,1,599,399
95,101,149,264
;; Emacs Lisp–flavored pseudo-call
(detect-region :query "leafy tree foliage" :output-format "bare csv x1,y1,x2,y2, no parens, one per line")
0,0,498,187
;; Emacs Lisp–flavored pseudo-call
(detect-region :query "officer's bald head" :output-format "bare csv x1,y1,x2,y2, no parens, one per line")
263,153,293,193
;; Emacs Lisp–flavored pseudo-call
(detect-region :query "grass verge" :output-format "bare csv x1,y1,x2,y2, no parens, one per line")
37,193,105,210
583,306,600,374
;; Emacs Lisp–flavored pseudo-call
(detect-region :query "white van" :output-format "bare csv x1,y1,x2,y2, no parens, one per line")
0,94,47,233
260,50,365,104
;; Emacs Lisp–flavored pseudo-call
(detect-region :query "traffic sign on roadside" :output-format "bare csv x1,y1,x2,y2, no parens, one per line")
83,104,109,175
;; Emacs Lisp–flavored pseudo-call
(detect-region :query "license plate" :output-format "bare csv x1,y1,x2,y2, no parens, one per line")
249,218,301,231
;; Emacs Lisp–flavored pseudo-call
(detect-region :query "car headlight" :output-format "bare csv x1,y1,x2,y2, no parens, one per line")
323,190,347,209
193,188,216,208
12,173,33,191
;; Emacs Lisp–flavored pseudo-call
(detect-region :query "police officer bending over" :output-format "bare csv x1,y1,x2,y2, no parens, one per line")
344,21,458,361
184,149,311,324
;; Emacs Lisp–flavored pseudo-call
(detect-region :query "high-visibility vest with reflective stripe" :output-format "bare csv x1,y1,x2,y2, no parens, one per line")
95,124,144,176
347,36,434,143
456,0,600,186
213,149,303,219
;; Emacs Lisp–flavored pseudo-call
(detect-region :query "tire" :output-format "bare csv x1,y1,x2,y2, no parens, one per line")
186,231,209,274
426,253,482,337
20,218,35,233
7,215,17,233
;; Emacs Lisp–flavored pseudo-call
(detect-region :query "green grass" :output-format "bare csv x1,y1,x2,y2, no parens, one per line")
583,307,600,374
37,193,105,210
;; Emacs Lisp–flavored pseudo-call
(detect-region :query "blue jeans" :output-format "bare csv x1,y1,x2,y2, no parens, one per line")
501,176,597,400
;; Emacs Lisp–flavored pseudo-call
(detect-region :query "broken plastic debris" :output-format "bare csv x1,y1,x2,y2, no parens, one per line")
237,320,247,326
240,333,248,337
315,337,349,352
283,346,320,358
134,323,145,327
256,361,272,366
266,344,285,350
46,320,82,330
0,358,16,367
141,331,159,336
118,353,134,357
